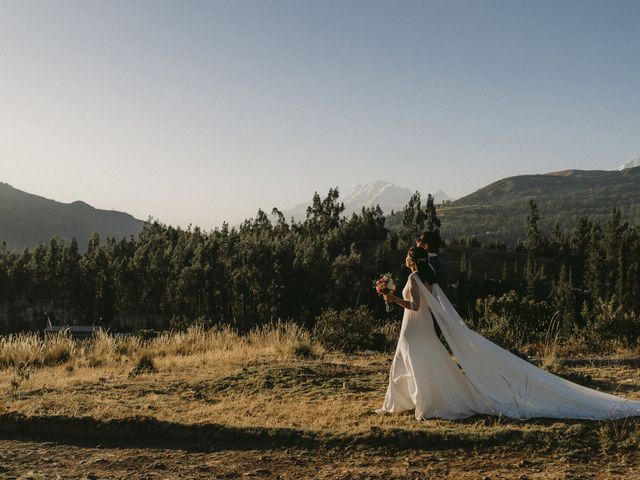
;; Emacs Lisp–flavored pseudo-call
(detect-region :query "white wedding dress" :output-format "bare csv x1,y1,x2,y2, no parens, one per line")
378,272,640,420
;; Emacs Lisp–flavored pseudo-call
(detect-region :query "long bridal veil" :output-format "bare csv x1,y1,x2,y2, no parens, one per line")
422,283,640,420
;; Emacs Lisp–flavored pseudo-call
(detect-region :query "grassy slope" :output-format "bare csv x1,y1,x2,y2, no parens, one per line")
387,167,640,246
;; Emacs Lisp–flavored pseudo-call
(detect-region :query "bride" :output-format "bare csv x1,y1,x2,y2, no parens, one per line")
377,246,640,420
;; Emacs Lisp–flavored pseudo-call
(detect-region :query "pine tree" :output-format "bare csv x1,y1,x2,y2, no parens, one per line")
424,193,441,232
305,188,345,232
569,216,592,291
584,224,606,303
501,261,509,283
616,230,630,308
524,255,538,299
525,199,541,255
553,264,575,335
397,191,424,249
424,193,443,252
550,222,565,258
603,208,626,300
459,252,472,279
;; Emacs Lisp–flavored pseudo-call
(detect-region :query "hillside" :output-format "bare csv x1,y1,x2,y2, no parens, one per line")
387,167,640,246
0,183,144,251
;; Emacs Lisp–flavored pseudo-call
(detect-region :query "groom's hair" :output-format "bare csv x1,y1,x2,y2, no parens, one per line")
417,231,440,251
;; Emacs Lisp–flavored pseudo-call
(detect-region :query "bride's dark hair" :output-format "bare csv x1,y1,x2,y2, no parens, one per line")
408,247,437,285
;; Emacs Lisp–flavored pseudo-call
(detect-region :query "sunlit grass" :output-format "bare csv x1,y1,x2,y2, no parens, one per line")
0,324,638,455
0,321,323,371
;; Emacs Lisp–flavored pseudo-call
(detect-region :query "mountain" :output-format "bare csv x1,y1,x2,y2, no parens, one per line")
342,181,451,215
0,183,144,251
425,167,640,246
617,156,640,171
282,180,451,222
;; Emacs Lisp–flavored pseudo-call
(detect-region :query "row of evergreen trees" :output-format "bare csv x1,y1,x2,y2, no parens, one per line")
464,201,640,346
0,189,407,331
1,190,639,344
523,202,640,323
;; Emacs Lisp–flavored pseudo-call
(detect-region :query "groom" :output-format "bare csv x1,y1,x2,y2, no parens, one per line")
415,231,448,293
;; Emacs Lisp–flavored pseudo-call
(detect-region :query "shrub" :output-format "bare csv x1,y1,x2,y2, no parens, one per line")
114,334,143,357
476,290,554,349
152,323,212,357
581,297,640,351
249,320,321,359
86,328,117,367
41,332,76,365
379,320,401,351
313,306,388,353
129,353,158,377
0,331,75,368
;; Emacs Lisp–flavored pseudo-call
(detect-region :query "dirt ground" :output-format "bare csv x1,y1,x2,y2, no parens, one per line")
1,346,639,479
1,439,639,479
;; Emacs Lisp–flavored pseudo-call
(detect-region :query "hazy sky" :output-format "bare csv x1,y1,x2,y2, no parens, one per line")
2,1,639,228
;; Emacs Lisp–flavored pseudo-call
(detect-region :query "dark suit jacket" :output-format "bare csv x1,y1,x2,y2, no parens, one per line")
429,254,448,293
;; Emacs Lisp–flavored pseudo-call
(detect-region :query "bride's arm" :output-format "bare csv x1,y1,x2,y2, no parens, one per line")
383,276,421,311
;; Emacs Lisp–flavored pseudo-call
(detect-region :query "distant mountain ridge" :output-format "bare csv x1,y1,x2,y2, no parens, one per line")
282,180,451,222
7,163,637,252
429,167,640,245
0,183,144,251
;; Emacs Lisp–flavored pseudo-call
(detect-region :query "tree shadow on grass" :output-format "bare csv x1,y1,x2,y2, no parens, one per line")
1,412,637,453
0,413,314,452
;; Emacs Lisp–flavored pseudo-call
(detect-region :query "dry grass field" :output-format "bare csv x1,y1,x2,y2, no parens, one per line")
1,324,639,479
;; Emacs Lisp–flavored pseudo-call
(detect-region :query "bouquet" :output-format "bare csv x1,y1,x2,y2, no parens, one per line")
374,273,397,312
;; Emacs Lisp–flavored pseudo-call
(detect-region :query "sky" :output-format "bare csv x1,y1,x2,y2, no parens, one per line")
1,0,639,228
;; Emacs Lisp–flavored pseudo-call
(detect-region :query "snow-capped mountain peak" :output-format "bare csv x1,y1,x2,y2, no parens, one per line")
279,181,451,222
345,180,453,215
617,156,640,171
343,180,407,211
